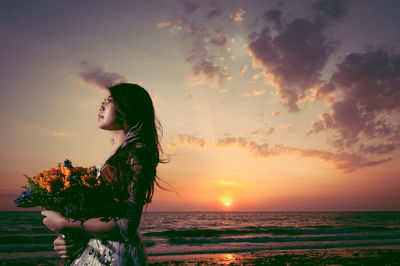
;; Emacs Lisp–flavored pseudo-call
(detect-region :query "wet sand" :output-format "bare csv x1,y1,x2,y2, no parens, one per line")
147,246,400,265
1,246,400,265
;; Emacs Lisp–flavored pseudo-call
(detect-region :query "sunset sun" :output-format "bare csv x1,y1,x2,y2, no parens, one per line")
220,196,233,208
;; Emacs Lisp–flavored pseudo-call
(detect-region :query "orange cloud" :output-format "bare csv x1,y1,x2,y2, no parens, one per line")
272,110,280,116
53,130,72,137
166,134,392,173
167,134,210,149
215,136,392,173
230,8,245,24
238,65,247,75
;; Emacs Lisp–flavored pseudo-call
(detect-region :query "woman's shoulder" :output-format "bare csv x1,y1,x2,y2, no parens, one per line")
133,142,146,149
121,142,153,165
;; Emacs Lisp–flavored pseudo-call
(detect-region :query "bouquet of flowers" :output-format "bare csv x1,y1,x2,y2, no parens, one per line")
14,159,125,224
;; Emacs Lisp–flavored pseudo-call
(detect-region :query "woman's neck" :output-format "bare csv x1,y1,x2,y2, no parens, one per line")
109,129,125,155
110,129,125,147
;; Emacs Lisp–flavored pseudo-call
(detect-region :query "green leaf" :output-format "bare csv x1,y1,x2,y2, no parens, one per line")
16,201,40,208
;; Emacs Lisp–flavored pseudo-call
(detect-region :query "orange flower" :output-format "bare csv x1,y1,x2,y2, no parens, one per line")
60,167,71,179
82,174,101,187
73,167,87,174
64,181,71,189
49,168,59,175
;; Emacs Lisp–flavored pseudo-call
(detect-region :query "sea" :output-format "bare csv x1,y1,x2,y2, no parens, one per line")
1,211,400,262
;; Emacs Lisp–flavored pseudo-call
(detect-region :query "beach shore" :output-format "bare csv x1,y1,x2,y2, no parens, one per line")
147,246,400,265
1,246,400,265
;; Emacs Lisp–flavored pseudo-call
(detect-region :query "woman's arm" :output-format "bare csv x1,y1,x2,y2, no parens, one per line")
63,217,124,241
42,210,122,241
64,144,149,242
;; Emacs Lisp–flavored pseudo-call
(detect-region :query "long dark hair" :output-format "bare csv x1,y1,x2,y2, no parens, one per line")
101,83,170,207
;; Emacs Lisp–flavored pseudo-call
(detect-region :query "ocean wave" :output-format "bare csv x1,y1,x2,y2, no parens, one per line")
0,234,56,245
146,240,400,256
143,226,400,238
166,232,400,245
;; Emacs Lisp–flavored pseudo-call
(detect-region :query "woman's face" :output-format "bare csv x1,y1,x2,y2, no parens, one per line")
98,94,122,130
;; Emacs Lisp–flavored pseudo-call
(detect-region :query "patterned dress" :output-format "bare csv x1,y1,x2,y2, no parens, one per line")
66,140,149,266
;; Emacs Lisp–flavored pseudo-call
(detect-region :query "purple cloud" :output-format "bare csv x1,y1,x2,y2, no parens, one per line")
206,1,223,20
247,0,351,112
207,8,223,20
312,0,352,21
182,0,200,16
263,9,282,31
78,60,129,89
157,5,233,91
309,48,400,152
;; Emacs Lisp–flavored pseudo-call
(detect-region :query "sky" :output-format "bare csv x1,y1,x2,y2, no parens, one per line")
1,0,399,211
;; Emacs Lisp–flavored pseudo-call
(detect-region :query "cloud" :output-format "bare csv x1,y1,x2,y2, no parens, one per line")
252,72,264,80
156,21,171,29
359,142,399,155
157,7,234,91
156,17,187,36
328,48,400,114
215,136,391,173
166,132,392,172
53,130,72,136
167,134,209,148
276,124,292,131
314,82,336,103
243,81,267,98
78,61,129,89
263,9,282,31
311,0,352,21
252,89,265,96
247,0,351,112
192,60,222,80
206,1,223,20
209,33,231,47
230,8,245,24
182,0,200,16
272,110,280,116
251,123,292,137
251,127,275,136
216,179,242,187
238,65,248,75
308,48,400,151
241,92,252,99
207,8,223,20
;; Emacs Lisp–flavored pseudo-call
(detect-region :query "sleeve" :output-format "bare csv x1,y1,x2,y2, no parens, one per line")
115,144,149,243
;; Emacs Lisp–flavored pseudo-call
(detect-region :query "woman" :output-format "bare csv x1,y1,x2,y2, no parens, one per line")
41,83,168,265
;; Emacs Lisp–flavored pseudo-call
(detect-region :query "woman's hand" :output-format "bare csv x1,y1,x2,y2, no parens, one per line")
41,210,67,233
53,234,78,259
